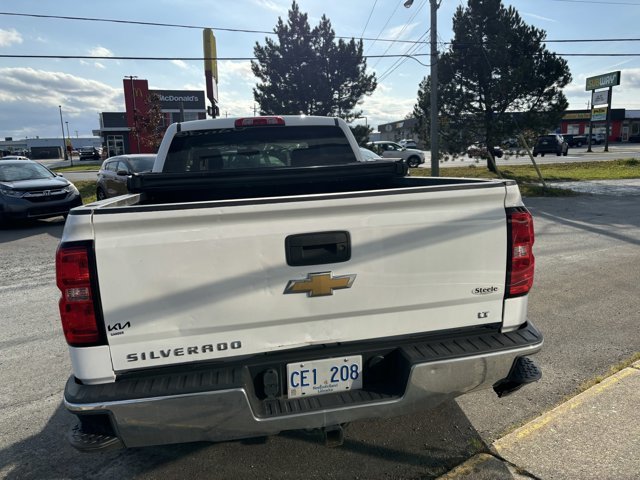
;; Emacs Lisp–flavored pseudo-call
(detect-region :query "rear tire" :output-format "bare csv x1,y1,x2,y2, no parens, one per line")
96,188,106,201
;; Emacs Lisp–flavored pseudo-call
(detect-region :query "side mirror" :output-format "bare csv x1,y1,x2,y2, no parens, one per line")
116,170,129,176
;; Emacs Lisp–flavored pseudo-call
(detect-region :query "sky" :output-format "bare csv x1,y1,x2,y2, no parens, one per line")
2,0,640,140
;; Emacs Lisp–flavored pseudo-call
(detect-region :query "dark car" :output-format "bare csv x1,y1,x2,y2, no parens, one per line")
0,160,82,223
467,144,504,158
96,154,156,200
532,135,568,157
562,134,587,147
78,146,102,161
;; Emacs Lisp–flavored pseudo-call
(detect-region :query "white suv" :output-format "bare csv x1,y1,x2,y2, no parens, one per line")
366,141,425,168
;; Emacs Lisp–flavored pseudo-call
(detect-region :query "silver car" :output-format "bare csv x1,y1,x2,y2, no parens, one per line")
96,154,156,200
0,160,82,223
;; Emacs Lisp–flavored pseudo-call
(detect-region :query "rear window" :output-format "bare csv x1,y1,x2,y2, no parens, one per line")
128,155,156,172
163,125,357,173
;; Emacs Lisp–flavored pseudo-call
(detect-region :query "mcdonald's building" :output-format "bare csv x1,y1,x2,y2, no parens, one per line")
95,78,206,156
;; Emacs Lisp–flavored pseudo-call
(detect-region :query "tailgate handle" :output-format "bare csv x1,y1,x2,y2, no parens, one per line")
285,231,351,266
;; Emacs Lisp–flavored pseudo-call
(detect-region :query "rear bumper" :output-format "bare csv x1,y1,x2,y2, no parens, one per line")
64,322,543,449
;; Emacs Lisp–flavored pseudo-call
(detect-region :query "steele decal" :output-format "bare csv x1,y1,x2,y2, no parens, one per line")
126,341,242,362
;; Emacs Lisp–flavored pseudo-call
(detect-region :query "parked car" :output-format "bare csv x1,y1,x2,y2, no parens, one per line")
398,138,417,148
628,134,640,143
0,155,30,161
562,134,587,147
78,146,102,161
359,147,383,161
467,144,504,158
366,141,425,168
96,154,157,200
585,133,605,145
0,159,82,223
532,134,568,157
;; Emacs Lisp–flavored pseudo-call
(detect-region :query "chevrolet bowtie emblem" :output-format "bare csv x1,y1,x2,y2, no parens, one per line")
284,272,356,297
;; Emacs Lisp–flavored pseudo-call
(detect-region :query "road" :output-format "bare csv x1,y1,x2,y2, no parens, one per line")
38,143,640,183
1,193,639,479
418,143,640,169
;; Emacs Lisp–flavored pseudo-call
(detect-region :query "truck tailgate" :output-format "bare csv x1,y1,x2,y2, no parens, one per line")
92,185,508,372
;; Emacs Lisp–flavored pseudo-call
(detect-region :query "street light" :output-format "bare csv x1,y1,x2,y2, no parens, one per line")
405,0,439,176
58,105,68,161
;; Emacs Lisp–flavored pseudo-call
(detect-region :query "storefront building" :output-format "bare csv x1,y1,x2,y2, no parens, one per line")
559,108,636,142
95,78,206,156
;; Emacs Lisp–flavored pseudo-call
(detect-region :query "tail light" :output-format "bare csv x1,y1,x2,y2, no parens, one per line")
234,116,285,128
56,243,104,346
506,208,535,297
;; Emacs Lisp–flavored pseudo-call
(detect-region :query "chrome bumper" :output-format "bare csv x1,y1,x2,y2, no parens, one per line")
65,323,543,449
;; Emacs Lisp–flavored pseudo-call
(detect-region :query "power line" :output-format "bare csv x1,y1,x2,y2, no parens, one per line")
370,0,428,70
0,53,432,61
0,11,425,45
364,1,406,55
359,0,379,40
378,29,430,82
4,11,640,45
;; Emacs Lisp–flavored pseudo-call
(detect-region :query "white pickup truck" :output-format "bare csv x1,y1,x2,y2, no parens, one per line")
56,115,542,451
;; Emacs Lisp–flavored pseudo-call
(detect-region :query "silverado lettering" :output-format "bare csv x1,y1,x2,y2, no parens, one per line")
126,342,243,362
56,115,542,452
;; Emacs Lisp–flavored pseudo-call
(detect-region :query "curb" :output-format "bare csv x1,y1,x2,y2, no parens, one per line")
437,360,640,479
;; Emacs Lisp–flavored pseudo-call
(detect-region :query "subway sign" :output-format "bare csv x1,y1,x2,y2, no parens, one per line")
585,71,621,91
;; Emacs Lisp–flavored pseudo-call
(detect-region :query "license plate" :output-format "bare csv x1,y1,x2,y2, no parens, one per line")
286,355,363,398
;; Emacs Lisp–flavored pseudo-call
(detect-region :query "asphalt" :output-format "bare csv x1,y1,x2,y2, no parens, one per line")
437,361,640,479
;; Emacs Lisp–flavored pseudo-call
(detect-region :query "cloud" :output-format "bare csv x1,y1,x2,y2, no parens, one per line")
0,28,23,47
171,59,190,70
88,46,115,57
384,22,420,41
0,67,123,138
250,0,287,14
359,87,417,130
218,60,254,88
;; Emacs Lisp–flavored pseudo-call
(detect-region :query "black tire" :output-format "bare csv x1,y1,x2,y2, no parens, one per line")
563,149,568,156
96,187,107,201
541,153,545,157
407,156,420,168
533,153,538,157
556,150,561,156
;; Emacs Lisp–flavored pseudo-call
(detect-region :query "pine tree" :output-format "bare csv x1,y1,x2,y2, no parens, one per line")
252,1,376,120
413,0,571,170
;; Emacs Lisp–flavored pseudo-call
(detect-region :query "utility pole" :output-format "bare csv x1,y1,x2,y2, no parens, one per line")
405,0,439,175
58,105,68,161
429,0,439,176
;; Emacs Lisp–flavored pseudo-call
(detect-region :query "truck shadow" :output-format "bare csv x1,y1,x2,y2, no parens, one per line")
0,400,519,479
0,217,64,244
527,196,640,247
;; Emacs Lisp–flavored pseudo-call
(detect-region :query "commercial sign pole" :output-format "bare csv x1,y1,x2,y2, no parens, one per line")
203,29,219,118
585,71,620,153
